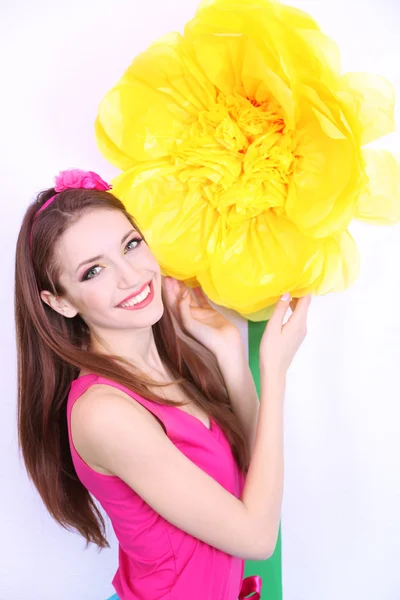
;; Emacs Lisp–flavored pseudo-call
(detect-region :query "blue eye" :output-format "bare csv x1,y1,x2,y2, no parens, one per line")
82,265,103,281
125,237,143,252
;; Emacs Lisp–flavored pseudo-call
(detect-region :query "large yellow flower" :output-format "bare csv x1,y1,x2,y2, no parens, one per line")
95,0,400,320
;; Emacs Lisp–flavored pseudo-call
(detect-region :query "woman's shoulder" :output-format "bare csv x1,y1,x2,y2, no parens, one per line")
71,373,141,407
69,375,167,475
70,374,166,433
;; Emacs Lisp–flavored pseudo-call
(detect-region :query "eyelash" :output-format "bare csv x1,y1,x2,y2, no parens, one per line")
81,237,144,281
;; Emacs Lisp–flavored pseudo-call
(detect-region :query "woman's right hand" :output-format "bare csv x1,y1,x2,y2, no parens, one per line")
259,293,312,380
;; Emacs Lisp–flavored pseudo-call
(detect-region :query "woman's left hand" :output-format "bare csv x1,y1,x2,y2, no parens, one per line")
163,277,243,357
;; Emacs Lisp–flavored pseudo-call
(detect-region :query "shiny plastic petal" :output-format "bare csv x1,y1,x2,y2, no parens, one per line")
96,0,400,320
243,230,360,321
355,149,400,224
96,32,216,167
286,110,363,238
111,161,218,279
337,73,396,146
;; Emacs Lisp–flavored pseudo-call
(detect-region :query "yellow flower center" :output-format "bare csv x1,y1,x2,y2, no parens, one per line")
175,92,295,224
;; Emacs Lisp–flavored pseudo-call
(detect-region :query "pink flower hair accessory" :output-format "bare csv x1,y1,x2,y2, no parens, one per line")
54,169,112,193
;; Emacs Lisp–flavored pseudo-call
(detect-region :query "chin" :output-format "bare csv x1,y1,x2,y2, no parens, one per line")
125,299,164,329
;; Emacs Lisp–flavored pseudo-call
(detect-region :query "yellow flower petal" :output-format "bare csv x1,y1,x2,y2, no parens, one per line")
196,211,324,314
96,0,399,319
355,149,400,224
111,161,218,279
337,73,395,145
244,229,359,321
96,32,216,166
94,116,133,171
286,111,363,237
312,230,360,295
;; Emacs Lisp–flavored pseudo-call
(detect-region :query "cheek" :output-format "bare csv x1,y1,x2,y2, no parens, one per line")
152,258,161,275
147,250,161,274
78,280,114,312
131,245,161,274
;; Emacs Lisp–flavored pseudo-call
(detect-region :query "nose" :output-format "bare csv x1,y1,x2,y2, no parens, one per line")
116,258,144,290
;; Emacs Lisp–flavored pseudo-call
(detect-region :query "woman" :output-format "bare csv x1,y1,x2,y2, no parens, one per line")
15,169,311,599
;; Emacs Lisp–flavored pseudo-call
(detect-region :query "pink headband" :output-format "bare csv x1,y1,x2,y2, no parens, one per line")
29,169,112,253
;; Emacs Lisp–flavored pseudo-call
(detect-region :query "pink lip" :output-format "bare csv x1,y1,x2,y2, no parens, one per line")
116,280,152,307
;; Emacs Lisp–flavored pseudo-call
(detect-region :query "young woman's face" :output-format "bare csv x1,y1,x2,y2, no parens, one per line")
55,208,163,333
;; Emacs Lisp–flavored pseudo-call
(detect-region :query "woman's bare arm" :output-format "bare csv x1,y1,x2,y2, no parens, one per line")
216,345,260,455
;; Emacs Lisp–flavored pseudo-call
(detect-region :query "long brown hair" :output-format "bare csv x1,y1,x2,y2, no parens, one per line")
15,186,250,549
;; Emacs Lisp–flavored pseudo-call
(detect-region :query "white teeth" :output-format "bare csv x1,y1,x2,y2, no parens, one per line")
120,285,151,308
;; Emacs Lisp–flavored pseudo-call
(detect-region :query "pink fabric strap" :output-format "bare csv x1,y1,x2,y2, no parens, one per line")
239,575,263,599
36,194,58,216
29,194,58,251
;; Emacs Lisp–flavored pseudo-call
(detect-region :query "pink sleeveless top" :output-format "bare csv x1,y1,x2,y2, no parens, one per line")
66,374,247,600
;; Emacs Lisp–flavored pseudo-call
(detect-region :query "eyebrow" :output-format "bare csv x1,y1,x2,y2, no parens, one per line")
75,229,136,273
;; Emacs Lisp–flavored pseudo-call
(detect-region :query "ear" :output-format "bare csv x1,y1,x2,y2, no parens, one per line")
40,290,78,319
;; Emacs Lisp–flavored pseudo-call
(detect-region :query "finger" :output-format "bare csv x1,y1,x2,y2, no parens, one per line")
179,284,198,309
192,286,210,308
284,294,312,328
268,293,292,329
178,288,193,331
163,278,184,325
162,277,177,308
189,286,201,308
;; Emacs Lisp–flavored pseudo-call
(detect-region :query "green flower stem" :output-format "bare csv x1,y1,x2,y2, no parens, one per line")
244,319,283,599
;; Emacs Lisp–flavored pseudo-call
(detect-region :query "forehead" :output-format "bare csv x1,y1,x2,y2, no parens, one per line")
56,208,134,273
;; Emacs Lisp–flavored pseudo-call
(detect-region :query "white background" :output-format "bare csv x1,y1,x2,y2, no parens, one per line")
1,1,399,599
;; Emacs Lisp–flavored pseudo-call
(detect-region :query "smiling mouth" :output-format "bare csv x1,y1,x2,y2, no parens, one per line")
117,280,154,309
